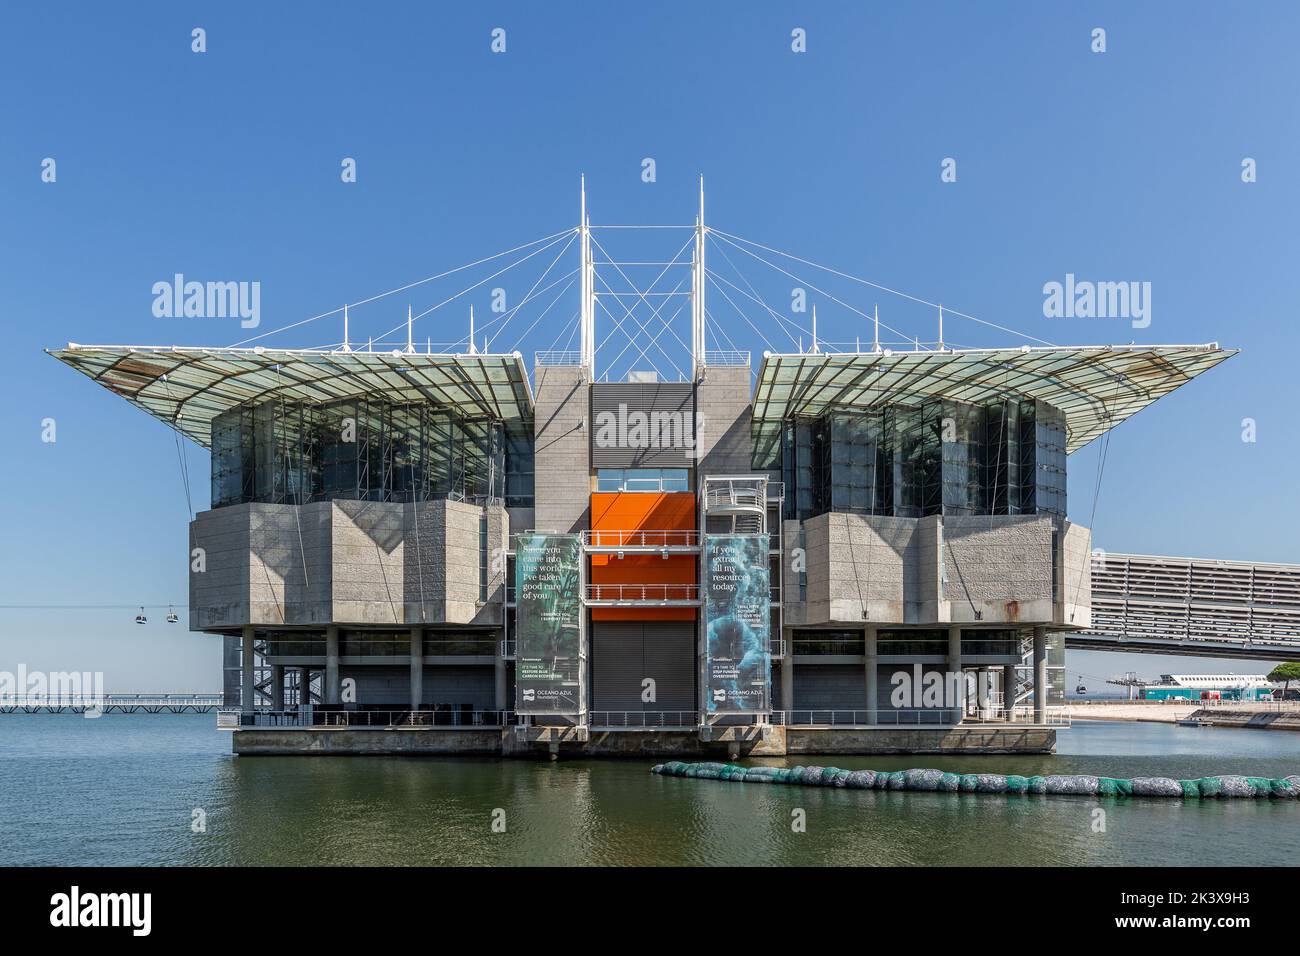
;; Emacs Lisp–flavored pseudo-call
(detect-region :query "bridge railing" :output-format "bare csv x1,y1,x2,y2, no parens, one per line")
785,707,1070,727
227,709,515,729
1085,552,1300,652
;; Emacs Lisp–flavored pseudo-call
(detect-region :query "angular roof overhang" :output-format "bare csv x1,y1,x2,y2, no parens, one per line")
752,344,1236,453
46,344,535,448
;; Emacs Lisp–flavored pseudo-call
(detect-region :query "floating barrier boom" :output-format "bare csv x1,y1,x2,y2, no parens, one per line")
650,762,1300,799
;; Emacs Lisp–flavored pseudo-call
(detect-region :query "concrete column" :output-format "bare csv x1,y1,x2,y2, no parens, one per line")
325,626,340,704
1003,663,1017,721
271,664,284,710
409,627,424,711
299,666,312,706
241,626,256,715
947,625,963,724
780,651,794,721
1033,626,1047,724
864,625,879,724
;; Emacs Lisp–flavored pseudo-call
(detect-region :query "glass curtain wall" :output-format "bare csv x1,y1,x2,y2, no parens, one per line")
782,398,1067,521
210,397,531,508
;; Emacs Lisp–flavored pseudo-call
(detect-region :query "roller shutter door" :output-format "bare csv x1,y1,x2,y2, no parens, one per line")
792,664,866,710
424,666,496,710
591,622,695,711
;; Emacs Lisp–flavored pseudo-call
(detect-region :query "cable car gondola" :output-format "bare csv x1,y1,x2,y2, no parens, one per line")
134,607,147,625
166,605,179,624
1075,683,1087,695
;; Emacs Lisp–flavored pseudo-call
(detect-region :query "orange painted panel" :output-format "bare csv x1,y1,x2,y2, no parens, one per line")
590,492,696,622
590,492,695,533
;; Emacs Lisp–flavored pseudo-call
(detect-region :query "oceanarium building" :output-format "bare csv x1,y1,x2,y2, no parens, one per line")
48,206,1235,757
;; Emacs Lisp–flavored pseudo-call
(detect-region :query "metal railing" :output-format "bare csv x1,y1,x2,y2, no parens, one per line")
703,480,766,511
785,707,1071,727
585,583,699,603
534,350,581,366
500,639,517,659
1,694,224,714
588,710,699,729
227,708,516,728
582,529,699,548
703,350,751,366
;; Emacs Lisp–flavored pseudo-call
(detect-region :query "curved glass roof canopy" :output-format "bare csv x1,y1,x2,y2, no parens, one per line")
46,345,535,447
752,344,1236,454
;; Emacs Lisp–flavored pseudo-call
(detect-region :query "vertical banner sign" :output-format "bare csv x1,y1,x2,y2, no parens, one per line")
515,533,582,715
704,534,771,713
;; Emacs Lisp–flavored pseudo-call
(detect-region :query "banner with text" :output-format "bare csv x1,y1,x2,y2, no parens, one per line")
515,533,583,715
704,534,771,713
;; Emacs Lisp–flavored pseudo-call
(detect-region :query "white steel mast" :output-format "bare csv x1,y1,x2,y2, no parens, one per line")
579,175,594,378
692,175,706,378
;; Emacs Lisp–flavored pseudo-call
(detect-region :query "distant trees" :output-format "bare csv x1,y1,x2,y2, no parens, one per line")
1266,663,1300,700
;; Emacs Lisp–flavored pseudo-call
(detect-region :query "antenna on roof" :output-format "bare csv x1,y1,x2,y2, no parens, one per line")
811,304,819,354
938,304,945,351
406,305,414,354
873,304,880,353
342,305,351,352
469,305,476,355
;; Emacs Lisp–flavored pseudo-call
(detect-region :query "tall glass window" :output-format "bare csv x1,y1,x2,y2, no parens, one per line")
209,398,525,508
781,397,1067,522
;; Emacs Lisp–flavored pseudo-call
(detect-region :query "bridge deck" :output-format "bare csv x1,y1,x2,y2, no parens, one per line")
1077,552,1300,660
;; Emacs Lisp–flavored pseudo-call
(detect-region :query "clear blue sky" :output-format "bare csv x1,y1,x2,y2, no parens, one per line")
2,2,1297,691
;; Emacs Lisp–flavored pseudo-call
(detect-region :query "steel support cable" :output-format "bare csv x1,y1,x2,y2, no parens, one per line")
483,231,580,349
593,296,673,381
589,266,690,377
0,603,188,610
159,374,194,519
370,230,577,346
505,274,579,354
701,307,759,388
705,268,806,348
702,307,740,353
709,231,915,346
597,272,690,374
603,298,690,377
229,228,576,348
704,272,780,352
707,232,814,346
588,231,697,356
1069,376,1124,619
709,227,1057,348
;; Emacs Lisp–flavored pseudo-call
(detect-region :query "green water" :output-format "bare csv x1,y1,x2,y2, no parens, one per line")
1,716,1297,866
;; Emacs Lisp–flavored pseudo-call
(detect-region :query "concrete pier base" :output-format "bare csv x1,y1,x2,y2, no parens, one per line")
231,723,1055,757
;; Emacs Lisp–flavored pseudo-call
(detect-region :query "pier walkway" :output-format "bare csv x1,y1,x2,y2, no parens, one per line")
0,694,224,714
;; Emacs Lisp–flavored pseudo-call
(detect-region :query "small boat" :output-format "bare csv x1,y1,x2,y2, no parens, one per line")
1177,715,1215,727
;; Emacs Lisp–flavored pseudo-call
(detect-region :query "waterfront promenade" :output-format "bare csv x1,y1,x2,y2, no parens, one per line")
1063,700,1300,725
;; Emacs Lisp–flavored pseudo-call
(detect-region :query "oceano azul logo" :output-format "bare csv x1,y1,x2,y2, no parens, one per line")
592,403,701,457
152,274,261,328
49,886,151,936
1042,273,1151,329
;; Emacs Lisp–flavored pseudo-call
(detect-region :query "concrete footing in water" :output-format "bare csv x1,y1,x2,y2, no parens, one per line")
230,724,1056,757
